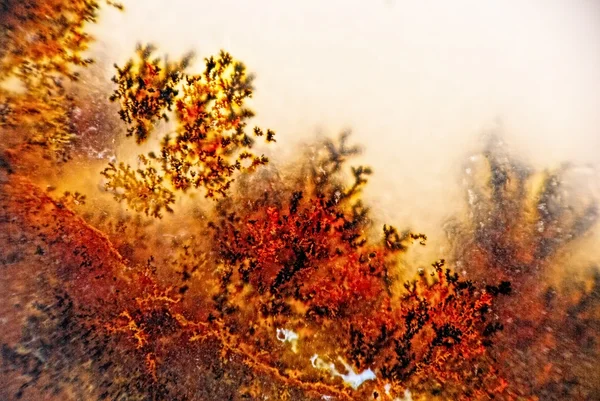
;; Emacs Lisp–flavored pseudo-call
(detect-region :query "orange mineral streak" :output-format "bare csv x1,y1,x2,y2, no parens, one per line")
145,353,158,381
2,118,598,400
1,153,508,399
205,153,510,400
0,173,355,399
0,174,128,304
1,2,598,398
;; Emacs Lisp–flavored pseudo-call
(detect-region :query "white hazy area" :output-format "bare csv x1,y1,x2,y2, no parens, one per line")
310,354,376,390
90,0,600,259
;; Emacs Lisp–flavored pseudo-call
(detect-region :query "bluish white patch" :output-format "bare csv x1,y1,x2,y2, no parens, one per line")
276,328,299,353
310,354,376,390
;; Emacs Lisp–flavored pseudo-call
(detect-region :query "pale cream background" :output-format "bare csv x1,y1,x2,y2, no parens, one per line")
90,0,600,256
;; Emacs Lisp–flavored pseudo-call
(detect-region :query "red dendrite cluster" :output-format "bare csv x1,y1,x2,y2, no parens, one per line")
203,136,509,399
1,2,599,400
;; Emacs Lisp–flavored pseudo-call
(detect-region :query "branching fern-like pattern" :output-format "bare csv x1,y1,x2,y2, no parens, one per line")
446,135,600,399
103,45,275,217
0,3,599,401
0,0,122,160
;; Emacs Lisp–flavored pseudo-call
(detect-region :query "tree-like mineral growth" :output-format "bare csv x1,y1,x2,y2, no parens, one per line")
102,45,276,217
0,0,122,160
0,3,599,401
197,135,510,399
446,136,600,400
1,136,511,401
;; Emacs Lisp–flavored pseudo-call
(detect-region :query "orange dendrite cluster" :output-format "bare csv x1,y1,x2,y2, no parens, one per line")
103,45,276,217
1,2,599,401
446,138,600,399
0,0,122,161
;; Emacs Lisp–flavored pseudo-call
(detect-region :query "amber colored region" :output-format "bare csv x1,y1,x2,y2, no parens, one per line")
0,2,599,401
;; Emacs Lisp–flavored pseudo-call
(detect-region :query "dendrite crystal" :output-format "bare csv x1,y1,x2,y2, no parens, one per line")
0,2,598,401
